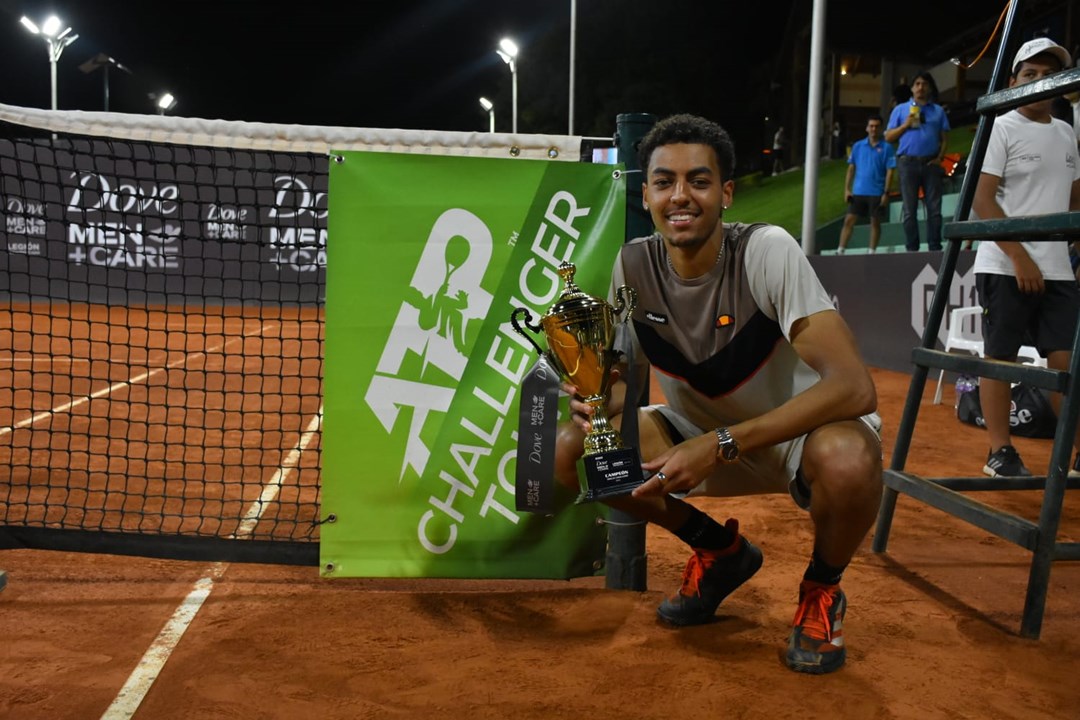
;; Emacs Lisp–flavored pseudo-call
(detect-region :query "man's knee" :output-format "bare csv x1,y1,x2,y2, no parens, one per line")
801,422,882,498
636,406,679,461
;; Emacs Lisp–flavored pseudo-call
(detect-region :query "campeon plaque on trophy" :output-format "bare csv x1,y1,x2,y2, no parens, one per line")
511,261,645,502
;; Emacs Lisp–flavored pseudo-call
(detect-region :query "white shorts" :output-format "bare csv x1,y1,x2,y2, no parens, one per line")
647,406,882,510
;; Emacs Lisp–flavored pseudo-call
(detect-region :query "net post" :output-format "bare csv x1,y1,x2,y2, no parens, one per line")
604,112,656,592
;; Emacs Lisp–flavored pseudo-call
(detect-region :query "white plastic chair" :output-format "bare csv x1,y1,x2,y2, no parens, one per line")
932,305,1045,404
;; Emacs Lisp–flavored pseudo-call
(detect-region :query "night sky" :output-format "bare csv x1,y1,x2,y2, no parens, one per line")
0,0,1028,160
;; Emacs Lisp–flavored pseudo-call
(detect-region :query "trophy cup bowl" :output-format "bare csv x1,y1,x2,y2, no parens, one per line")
511,261,645,502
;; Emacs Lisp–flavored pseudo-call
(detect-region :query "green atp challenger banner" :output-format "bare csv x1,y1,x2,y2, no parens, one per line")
321,152,627,578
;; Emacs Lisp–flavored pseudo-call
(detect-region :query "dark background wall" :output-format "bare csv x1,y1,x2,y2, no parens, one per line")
810,251,978,373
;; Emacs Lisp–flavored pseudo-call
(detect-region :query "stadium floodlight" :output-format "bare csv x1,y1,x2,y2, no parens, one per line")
20,15,79,112
479,97,495,133
156,92,177,115
496,38,518,133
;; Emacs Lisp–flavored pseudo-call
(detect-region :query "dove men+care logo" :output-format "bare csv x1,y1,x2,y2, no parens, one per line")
364,190,593,555
4,196,46,255
266,175,327,273
65,172,181,269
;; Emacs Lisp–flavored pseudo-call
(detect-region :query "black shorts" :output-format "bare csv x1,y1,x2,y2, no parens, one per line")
847,194,884,219
976,273,1080,359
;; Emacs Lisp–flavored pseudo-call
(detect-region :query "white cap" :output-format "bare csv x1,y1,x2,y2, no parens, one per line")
1012,37,1072,73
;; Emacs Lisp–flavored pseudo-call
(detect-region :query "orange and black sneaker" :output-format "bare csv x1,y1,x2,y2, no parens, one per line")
656,520,763,626
785,580,847,674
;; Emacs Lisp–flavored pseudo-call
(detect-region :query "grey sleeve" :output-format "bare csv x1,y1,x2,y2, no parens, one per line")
744,225,836,340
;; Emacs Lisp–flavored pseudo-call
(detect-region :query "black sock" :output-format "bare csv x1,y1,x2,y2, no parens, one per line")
673,508,736,550
802,549,845,586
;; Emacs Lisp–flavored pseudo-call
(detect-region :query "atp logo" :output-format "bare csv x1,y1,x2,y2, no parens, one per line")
364,209,495,481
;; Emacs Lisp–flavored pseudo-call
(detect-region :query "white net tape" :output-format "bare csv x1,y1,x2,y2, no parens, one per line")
0,102,583,160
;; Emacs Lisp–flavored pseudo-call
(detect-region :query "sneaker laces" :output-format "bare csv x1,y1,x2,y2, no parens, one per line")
677,552,712,597
677,522,742,597
793,585,838,642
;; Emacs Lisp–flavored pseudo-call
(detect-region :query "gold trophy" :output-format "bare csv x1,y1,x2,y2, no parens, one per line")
511,261,645,502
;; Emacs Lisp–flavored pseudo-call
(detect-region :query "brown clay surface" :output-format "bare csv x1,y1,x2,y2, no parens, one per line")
1,367,1078,719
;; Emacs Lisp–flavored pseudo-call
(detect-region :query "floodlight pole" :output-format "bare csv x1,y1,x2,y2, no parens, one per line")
498,38,519,134
21,16,78,140
21,16,78,112
511,62,518,133
45,33,77,110
800,0,826,254
80,54,132,112
50,52,59,111
569,0,576,135
479,97,495,133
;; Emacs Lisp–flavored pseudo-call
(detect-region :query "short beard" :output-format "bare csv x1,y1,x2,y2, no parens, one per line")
664,234,710,250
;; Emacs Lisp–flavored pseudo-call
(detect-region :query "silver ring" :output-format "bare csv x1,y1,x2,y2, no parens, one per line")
656,471,667,484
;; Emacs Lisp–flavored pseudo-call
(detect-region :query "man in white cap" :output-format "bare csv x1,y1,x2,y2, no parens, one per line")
972,37,1080,478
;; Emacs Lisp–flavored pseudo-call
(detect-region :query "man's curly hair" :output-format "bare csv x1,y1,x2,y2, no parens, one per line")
637,114,736,182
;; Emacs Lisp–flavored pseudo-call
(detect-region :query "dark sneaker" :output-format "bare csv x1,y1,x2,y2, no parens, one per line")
1070,452,1080,479
656,520,763,626
983,445,1032,477
785,580,847,674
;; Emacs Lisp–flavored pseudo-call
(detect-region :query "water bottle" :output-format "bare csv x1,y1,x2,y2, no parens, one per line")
954,374,977,409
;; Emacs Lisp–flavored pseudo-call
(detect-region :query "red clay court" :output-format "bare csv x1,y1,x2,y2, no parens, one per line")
1,365,1077,719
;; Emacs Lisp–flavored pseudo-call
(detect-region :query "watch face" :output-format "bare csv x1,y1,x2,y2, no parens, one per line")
722,444,739,461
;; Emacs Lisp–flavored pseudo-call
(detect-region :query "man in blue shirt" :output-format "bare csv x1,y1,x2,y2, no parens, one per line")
838,115,896,253
885,72,951,251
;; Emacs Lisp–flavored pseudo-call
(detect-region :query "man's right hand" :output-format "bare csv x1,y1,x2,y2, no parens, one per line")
1010,249,1045,294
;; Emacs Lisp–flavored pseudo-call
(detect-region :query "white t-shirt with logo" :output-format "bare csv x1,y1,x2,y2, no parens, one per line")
973,109,1080,280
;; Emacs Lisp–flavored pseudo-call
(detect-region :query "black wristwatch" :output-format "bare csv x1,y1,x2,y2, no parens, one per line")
715,427,740,463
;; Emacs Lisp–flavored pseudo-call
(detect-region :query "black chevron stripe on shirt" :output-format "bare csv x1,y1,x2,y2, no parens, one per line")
632,311,784,398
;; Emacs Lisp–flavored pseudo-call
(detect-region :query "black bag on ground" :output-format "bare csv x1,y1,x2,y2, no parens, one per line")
956,381,1057,439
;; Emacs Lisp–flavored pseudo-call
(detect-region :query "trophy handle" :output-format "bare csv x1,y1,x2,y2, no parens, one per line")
510,307,546,357
612,285,638,322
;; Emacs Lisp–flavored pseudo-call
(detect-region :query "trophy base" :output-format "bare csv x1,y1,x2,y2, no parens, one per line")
575,447,646,503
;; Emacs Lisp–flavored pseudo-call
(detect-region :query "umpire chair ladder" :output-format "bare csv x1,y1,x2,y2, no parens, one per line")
871,1,1080,639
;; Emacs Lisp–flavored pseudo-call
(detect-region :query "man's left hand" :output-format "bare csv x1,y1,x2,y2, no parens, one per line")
632,433,718,498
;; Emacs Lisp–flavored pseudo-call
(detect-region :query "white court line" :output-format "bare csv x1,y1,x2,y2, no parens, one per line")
235,408,324,538
100,406,323,720
0,357,90,366
0,325,271,439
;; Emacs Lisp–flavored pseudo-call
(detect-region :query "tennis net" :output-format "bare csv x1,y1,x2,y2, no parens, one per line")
0,104,581,565
0,113,329,564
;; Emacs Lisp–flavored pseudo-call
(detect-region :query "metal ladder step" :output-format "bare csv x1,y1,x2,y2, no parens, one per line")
911,348,1068,393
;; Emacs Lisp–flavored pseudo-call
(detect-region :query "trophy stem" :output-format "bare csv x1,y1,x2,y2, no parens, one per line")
582,397,624,455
